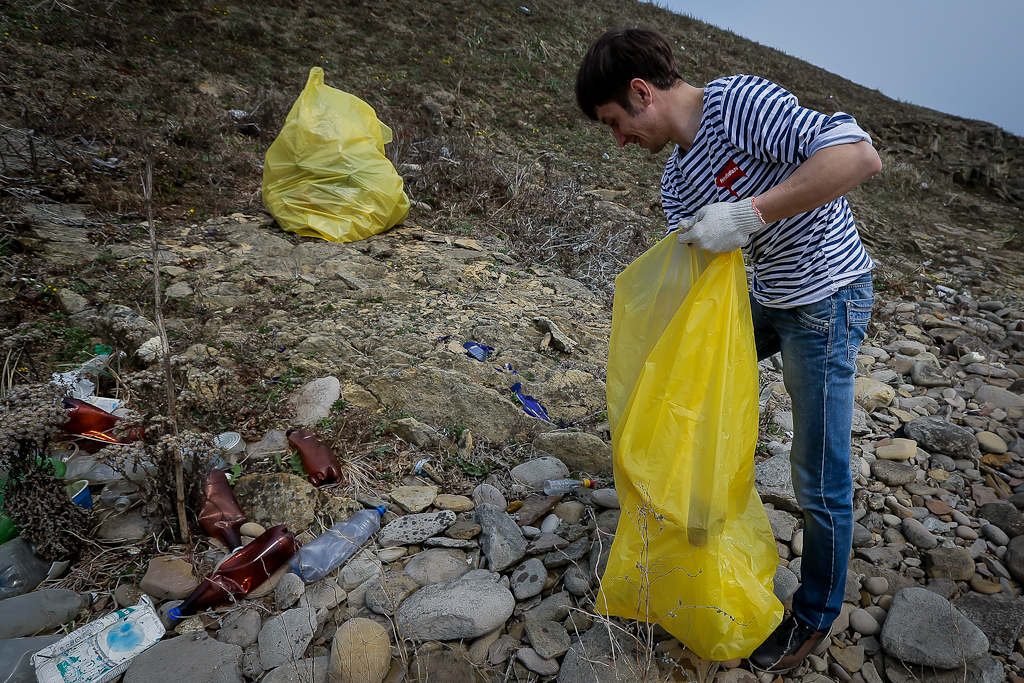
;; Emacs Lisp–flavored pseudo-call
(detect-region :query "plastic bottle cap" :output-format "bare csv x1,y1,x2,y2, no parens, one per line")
167,606,183,623
374,506,387,516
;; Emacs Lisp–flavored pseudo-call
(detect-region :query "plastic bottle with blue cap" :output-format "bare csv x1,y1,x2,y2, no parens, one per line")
289,506,386,584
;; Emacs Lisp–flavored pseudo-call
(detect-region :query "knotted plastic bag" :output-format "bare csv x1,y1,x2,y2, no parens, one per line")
598,236,782,661
262,67,410,242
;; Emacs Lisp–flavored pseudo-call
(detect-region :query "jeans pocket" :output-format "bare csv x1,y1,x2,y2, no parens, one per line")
793,297,833,334
846,297,874,365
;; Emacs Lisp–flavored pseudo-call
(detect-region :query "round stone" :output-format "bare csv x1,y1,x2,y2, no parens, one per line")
976,432,1008,454
849,608,881,636
956,526,979,541
982,524,1010,547
239,522,266,538
863,577,889,596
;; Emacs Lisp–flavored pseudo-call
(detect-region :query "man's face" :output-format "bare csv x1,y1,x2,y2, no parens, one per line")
593,99,669,154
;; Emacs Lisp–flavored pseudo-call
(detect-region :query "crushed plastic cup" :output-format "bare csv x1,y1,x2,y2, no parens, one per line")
462,341,494,362
66,479,93,509
510,382,549,420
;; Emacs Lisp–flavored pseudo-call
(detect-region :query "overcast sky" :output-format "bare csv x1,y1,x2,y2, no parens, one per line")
655,0,1024,137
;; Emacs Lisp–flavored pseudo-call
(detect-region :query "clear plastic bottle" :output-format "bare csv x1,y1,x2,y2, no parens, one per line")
100,480,140,512
0,589,90,639
0,634,63,682
542,478,593,496
289,507,385,584
0,537,51,601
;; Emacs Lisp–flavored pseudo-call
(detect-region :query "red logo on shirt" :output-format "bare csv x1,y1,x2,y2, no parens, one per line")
715,159,746,197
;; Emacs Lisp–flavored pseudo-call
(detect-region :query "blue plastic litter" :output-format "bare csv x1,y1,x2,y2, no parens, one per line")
463,341,494,362
511,382,549,420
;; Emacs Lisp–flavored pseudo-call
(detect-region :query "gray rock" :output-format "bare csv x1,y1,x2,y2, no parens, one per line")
258,608,317,670
557,621,656,683
233,473,319,533
871,460,917,487
925,547,976,580
850,608,881,636
522,591,573,623
978,502,1024,538
911,362,951,388
262,657,330,683
774,565,799,602
475,503,527,571
563,564,592,596
544,537,591,568
124,632,242,683
247,429,290,461
524,620,571,659
275,571,305,610
395,572,514,641
976,385,1024,409
863,577,889,596
901,517,938,550
472,483,506,509
848,559,920,596
404,548,471,586
411,649,474,682
291,376,340,426
510,456,570,490
340,553,384,590
853,523,873,547
517,647,560,676
511,558,548,600
884,654,1005,683
95,508,154,540
765,507,798,542
855,546,903,569
880,587,989,669
369,367,526,442
982,524,1010,547
953,593,1024,655
903,417,980,459
589,488,619,508
299,579,345,612
1006,535,1024,582
378,510,456,547
755,451,797,510
532,431,612,475
217,608,262,648
389,417,440,448
365,570,421,616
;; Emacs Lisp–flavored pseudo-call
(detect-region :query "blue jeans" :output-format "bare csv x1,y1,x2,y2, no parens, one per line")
749,274,874,631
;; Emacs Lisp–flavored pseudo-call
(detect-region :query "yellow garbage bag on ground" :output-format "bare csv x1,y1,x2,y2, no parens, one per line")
262,67,410,242
598,235,782,661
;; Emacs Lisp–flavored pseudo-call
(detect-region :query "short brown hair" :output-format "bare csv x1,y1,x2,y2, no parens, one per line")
575,28,683,120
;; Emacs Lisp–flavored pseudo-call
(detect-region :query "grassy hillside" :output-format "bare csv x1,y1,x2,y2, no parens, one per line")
1,0,1022,305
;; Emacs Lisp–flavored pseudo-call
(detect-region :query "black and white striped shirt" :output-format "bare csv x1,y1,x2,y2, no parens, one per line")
662,75,875,308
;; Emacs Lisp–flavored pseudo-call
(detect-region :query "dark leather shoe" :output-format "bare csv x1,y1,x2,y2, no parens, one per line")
748,615,830,673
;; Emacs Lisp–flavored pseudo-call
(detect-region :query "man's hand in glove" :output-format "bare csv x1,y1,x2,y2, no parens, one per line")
674,198,768,253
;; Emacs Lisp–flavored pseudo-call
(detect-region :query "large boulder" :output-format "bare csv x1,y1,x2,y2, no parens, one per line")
532,431,613,475
880,587,989,669
233,473,319,533
903,416,980,459
395,572,515,641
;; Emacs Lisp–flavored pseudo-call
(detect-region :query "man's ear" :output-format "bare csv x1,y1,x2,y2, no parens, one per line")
629,78,654,107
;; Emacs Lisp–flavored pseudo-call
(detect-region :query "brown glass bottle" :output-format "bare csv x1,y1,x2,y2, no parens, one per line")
197,468,246,550
169,525,295,621
286,428,342,486
59,397,144,453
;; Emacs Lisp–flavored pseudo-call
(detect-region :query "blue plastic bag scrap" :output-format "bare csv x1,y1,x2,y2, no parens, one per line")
463,341,494,362
511,382,549,420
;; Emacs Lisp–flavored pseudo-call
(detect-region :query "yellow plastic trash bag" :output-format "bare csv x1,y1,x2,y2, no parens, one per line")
598,235,782,661
262,67,410,242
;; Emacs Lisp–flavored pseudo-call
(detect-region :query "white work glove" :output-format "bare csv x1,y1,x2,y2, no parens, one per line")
674,199,767,253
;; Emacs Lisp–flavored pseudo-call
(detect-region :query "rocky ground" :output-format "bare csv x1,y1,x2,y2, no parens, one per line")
6,207,1024,683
